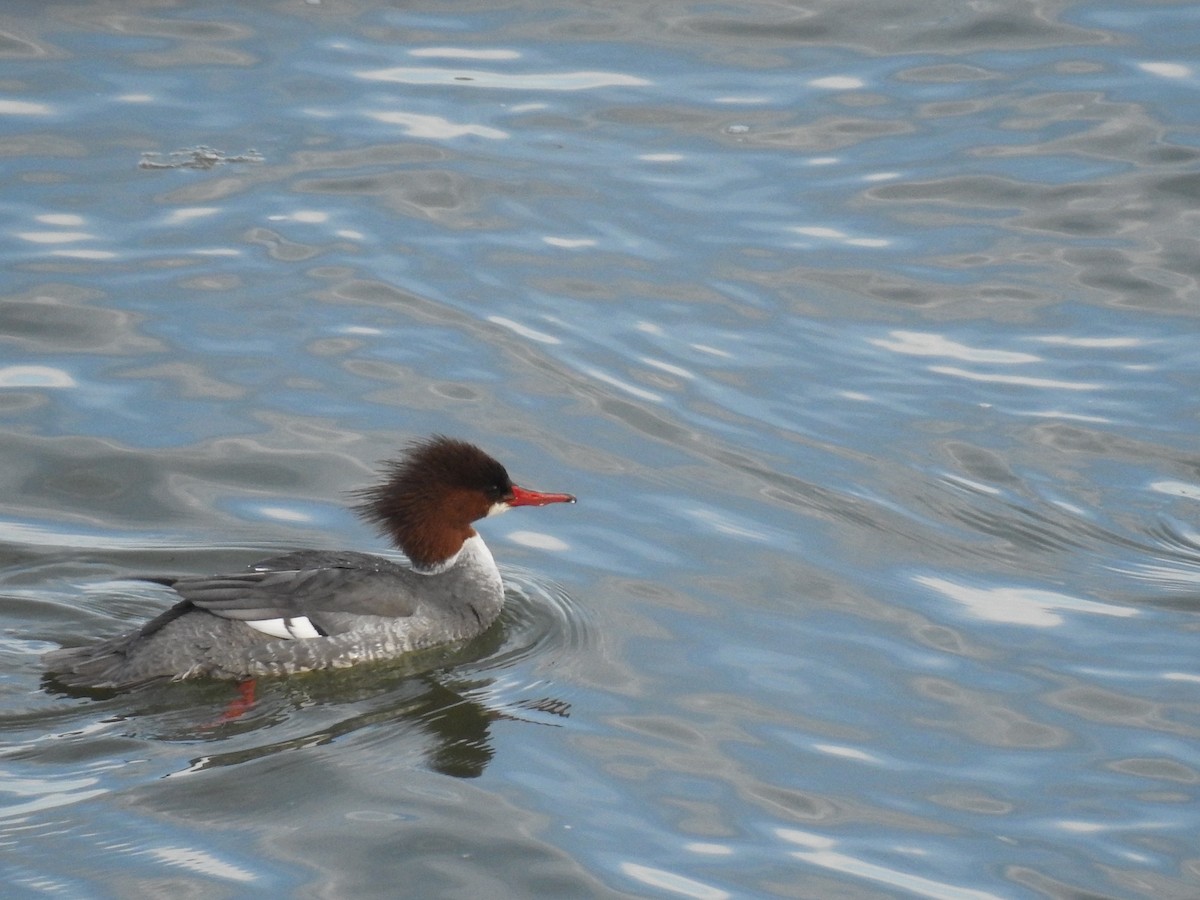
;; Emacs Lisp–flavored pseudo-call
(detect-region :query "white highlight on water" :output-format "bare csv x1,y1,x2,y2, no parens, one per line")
488,316,561,344
915,576,1137,627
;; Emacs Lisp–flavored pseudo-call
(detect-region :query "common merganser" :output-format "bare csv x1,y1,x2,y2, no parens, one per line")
44,436,575,689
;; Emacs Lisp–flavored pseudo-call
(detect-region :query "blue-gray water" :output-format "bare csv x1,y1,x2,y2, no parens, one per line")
3,2,1199,897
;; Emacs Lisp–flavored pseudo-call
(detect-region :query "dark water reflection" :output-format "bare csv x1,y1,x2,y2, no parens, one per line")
3,0,1200,897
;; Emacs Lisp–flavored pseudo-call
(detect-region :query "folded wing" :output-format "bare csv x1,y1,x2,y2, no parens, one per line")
166,557,424,639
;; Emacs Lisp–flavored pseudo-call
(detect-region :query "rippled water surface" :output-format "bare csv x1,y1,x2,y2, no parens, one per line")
3,2,1199,897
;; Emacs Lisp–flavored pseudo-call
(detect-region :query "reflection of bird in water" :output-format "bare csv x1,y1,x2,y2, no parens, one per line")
182,668,572,780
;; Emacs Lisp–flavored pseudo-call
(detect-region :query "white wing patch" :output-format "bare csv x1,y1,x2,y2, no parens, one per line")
246,617,322,640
